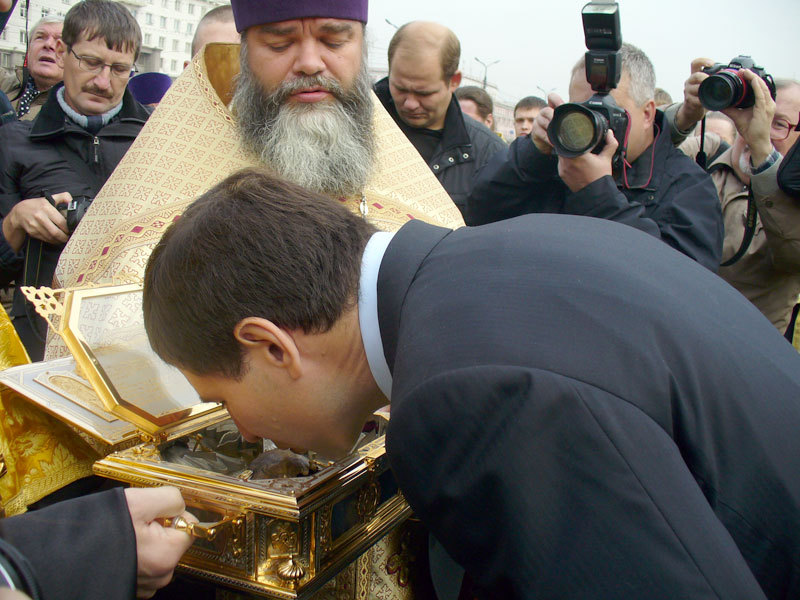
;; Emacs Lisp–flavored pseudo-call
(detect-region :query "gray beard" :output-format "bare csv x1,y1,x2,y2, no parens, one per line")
233,44,376,198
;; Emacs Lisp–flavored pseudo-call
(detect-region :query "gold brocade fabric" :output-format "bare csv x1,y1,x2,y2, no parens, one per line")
0,306,97,516
317,527,417,600
47,42,464,359
793,321,800,352
0,305,29,369
0,387,99,516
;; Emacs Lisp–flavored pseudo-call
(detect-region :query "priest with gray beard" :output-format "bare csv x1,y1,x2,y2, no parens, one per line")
226,1,466,598
229,0,376,199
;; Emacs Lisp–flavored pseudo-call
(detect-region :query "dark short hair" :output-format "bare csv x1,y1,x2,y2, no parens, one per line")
143,168,377,378
62,0,142,62
513,95,546,116
455,86,493,119
388,22,460,81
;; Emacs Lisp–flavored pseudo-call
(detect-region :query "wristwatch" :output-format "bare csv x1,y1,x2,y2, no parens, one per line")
751,148,781,175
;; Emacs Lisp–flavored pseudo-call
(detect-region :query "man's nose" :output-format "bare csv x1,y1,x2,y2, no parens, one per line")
292,40,325,77
402,95,420,111
92,67,113,89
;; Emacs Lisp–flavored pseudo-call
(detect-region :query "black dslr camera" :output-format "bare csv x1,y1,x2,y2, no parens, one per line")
53,194,94,234
547,1,628,171
698,56,776,110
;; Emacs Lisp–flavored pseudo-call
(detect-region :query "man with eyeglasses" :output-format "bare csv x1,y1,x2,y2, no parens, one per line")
676,69,800,337
0,0,150,360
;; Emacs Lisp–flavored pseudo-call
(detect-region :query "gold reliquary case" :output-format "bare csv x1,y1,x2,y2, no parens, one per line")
0,284,410,598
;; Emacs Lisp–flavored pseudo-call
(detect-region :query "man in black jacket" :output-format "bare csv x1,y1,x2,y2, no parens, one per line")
467,43,723,272
373,21,505,218
0,0,149,359
144,168,800,600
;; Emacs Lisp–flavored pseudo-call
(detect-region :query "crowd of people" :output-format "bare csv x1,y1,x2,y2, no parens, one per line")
0,0,799,599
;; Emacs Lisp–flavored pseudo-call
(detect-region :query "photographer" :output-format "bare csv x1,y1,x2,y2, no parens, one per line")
0,0,149,360
673,61,800,337
466,43,723,272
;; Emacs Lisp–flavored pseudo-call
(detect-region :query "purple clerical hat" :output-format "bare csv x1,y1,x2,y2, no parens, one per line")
127,72,173,106
230,0,368,33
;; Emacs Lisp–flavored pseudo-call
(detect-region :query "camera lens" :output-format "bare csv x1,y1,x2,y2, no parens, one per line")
558,111,597,153
548,103,607,158
699,71,743,110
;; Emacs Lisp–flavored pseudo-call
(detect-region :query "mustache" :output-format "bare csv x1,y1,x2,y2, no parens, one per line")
266,75,347,107
82,86,113,99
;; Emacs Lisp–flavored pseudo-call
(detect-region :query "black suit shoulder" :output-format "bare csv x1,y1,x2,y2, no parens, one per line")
380,215,800,599
387,365,772,599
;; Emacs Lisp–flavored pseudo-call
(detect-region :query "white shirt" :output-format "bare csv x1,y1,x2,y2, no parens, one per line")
357,231,395,400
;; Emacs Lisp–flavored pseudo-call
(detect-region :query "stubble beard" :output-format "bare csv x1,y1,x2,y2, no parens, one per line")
233,42,376,198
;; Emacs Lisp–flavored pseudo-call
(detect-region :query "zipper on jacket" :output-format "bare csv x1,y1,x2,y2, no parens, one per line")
92,136,100,164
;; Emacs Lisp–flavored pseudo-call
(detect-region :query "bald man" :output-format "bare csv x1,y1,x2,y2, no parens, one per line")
374,21,505,220
183,4,239,68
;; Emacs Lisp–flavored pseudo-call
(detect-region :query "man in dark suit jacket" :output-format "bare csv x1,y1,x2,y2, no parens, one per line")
143,168,800,600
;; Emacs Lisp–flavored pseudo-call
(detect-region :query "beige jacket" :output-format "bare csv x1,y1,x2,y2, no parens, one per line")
681,134,800,333
0,66,50,121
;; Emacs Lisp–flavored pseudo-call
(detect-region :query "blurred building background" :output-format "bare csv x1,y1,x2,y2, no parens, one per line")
0,0,227,78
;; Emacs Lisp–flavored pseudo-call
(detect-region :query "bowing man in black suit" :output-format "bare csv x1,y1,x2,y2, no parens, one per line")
143,167,800,600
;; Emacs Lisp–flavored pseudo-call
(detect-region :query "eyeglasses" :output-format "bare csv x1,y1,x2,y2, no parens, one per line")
771,118,799,141
69,48,137,79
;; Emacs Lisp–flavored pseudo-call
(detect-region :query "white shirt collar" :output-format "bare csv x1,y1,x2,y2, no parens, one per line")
358,231,395,400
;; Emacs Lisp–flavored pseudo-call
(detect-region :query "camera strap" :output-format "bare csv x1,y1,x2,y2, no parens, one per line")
695,117,708,170
20,191,58,343
720,186,757,267
19,135,103,342
22,238,47,342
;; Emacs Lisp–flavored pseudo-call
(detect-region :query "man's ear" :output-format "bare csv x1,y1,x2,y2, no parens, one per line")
486,114,494,129
448,70,462,93
233,317,302,379
642,98,657,128
55,39,66,68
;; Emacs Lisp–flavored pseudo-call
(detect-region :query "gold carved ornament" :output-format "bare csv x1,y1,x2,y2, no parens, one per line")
269,523,305,585
164,514,245,546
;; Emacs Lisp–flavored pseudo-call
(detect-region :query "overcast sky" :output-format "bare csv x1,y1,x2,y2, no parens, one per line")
366,0,799,106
